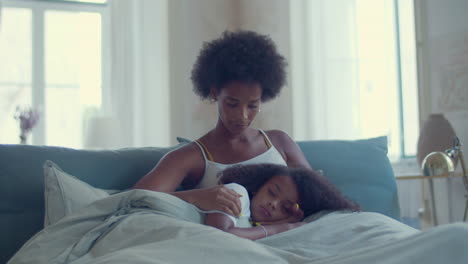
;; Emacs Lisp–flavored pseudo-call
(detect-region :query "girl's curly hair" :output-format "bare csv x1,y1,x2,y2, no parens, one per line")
191,30,287,102
218,164,360,218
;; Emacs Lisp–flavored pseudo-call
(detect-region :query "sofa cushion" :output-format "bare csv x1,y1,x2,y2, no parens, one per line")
297,136,400,220
43,160,118,227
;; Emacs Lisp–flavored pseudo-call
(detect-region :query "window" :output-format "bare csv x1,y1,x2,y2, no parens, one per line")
0,7,32,144
291,0,419,161
0,0,108,148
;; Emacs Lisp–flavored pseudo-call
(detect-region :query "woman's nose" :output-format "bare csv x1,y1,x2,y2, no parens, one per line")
239,106,249,119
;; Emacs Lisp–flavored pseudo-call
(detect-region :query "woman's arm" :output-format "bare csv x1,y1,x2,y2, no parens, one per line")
266,130,313,169
205,213,305,240
133,144,202,192
132,144,242,216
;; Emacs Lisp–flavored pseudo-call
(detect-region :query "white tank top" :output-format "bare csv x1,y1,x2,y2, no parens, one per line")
193,130,287,189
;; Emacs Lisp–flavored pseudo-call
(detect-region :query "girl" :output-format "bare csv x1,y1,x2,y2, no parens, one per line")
134,31,312,217
204,164,360,240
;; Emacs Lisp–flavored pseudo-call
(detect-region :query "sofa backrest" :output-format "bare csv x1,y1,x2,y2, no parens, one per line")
0,144,179,263
0,136,399,263
297,136,400,219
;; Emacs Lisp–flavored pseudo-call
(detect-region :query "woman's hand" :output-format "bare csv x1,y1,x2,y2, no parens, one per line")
190,185,242,216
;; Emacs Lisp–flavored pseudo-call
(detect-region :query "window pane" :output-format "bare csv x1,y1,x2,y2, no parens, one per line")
398,0,419,157
355,0,401,160
0,8,32,144
45,11,102,148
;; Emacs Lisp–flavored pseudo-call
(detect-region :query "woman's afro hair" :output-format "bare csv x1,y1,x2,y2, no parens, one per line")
191,30,287,102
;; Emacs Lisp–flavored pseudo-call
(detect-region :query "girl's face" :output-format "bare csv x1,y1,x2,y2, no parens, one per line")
213,81,262,135
250,175,303,224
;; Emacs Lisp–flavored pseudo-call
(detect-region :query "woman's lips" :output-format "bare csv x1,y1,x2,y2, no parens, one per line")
232,123,248,128
231,123,248,131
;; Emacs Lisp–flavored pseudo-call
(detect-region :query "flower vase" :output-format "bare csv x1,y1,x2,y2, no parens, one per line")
20,133,28,144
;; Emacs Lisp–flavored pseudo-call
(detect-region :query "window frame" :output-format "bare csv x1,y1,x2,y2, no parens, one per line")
2,0,110,145
394,0,420,159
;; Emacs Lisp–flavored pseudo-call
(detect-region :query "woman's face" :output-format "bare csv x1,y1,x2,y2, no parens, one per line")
250,175,303,224
213,81,262,135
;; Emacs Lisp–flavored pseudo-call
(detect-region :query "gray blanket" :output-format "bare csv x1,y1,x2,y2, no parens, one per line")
8,189,468,264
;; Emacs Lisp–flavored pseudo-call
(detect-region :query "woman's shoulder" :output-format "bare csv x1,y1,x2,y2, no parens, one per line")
164,141,204,162
263,129,289,138
264,129,312,169
161,142,206,187
263,129,294,146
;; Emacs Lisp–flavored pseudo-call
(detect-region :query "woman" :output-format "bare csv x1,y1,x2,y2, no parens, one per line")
133,30,312,217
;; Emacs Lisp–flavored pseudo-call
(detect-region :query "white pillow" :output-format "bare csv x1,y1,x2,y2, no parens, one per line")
43,160,117,227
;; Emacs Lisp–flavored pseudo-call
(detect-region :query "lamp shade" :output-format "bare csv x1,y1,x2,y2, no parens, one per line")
416,114,457,166
421,151,456,176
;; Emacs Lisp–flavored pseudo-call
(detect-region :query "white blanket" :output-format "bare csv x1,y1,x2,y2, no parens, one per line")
8,189,468,264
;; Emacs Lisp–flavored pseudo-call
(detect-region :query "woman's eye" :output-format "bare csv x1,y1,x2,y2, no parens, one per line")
226,103,237,108
248,105,258,109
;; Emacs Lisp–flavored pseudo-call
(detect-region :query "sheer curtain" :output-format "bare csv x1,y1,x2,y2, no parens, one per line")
290,0,402,159
291,0,361,141
108,0,170,148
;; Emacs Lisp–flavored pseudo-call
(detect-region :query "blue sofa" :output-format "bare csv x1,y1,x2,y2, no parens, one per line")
0,136,399,263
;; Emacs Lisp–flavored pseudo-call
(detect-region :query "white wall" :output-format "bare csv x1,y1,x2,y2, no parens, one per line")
237,0,293,135
415,0,468,226
419,0,468,138
167,0,241,143
166,0,294,144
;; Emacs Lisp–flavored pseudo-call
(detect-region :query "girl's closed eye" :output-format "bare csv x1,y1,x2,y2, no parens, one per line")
268,188,276,197
282,202,294,215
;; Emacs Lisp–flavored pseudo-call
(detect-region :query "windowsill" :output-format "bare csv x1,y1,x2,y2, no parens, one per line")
391,157,421,177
